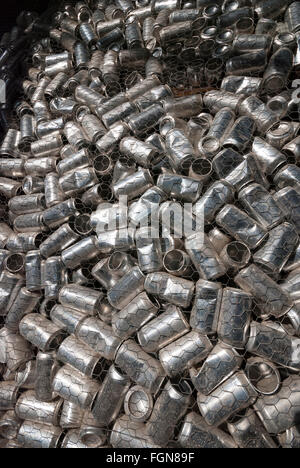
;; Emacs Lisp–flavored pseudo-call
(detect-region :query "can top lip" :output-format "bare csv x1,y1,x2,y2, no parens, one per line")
124,385,153,421
264,75,286,95
267,96,288,115
277,32,295,43
223,241,251,265
200,136,221,155
245,357,281,395
79,427,106,448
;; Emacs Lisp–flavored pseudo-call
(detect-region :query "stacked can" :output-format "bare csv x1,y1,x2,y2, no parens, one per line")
0,0,300,449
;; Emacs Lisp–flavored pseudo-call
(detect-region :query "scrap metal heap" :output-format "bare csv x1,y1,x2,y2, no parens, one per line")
0,0,300,449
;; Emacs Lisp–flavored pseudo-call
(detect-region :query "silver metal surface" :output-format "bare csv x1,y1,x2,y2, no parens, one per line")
0,0,300,449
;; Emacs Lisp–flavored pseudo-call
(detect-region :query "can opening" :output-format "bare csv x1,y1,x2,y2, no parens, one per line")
125,386,153,421
48,332,65,351
206,58,223,73
217,29,234,44
81,429,105,447
213,45,231,59
73,214,92,235
204,5,219,17
191,159,212,178
5,253,25,273
226,241,251,265
202,26,218,38
278,33,295,45
163,249,185,273
0,422,18,439
268,96,288,115
236,17,254,33
265,76,286,95
246,360,280,395
108,251,127,272
201,136,220,155
105,81,122,98
192,17,206,33
16,186,24,197
99,183,114,201
94,155,112,175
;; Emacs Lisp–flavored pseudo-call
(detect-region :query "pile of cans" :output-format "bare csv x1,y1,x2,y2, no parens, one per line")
0,0,300,449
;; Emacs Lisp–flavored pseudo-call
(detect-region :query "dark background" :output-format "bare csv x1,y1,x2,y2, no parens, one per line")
0,0,51,36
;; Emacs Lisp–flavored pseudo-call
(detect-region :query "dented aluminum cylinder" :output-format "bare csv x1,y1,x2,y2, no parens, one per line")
15,391,62,426
235,264,293,318
50,305,87,336
107,266,145,310
119,136,161,168
274,164,300,191
0,327,33,372
35,352,59,402
76,316,121,361
146,380,192,445
157,172,202,203
217,287,252,349
246,321,300,371
190,342,243,395
227,409,277,448
92,364,130,427
52,364,100,410
159,330,212,377
190,279,222,335
285,1,300,33
216,204,267,250
254,375,300,434
145,271,194,308
165,128,196,173
57,335,102,378
5,287,41,332
240,97,279,135
199,107,235,157
59,284,103,315
253,223,298,274
197,371,258,426
238,183,284,230
19,314,65,352
226,50,267,76
185,233,227,280
193,180,234,224
0,382,20,411
138,304,190,353
61,236,100,270
279,425,300,449
18,421,63,449
112,291,159,339
263,48,294,95
110,414,160,448
178,412,237,448
113,169,153,200
115,339,165,394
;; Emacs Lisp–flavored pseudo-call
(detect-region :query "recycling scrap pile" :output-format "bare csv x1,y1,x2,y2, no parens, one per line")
1,0,300,449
